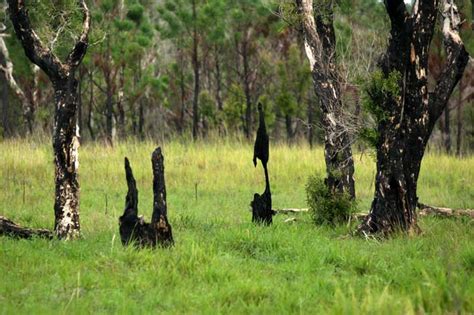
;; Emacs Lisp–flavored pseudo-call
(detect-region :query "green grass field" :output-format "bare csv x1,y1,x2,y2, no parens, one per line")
1,139,473,314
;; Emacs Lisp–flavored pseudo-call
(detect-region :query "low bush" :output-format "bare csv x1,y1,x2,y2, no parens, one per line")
305,174,356,225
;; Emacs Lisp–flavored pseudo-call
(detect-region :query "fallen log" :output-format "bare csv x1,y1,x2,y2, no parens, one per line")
119,147,173,248
418,203,474,219
0,216,53,239
273,208,309,214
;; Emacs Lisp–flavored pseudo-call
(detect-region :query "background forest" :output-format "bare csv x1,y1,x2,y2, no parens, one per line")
1,0,473,154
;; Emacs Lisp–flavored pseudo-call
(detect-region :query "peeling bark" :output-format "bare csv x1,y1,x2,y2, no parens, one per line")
358,0,469,235
119,147,173,248
8,0,91,239
295,0,355,198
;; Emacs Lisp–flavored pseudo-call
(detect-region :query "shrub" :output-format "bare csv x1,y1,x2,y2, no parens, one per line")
305,175,356,226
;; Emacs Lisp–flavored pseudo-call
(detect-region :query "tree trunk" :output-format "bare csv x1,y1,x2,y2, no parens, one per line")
105,73,114,145
138,97,145,140
0,50,9,137
87,69,95,140
296,0,355,198
191,0,200,140
456,74,468,156
117,64,126,139
77,71,83,141
52,78,81,239
443,107,451,153
214,48,223,111
307,92,315,149
242,33,252,139
285,114,295,143
358,0,469,235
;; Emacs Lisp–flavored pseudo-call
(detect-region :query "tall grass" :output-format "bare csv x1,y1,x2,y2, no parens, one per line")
0,139,473,313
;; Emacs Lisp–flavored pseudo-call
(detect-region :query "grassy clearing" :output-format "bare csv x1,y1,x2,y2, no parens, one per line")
0,139,473,314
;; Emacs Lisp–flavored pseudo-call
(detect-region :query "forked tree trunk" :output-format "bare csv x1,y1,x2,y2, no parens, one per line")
358,0,469,235
8,0,90,239
296,0,355,198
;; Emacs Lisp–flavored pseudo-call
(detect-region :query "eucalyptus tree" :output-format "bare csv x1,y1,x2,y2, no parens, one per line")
295,0,356,198
8,0,91,239
358,0,469,235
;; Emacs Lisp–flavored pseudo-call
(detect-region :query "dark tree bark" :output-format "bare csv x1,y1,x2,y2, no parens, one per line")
87,68,95,140
0,216,53,239
242,32,253,139
0,46,9,137
214,47,223,111
8,0,91,239
117,63,126,139
77,68,85,142
119,148,173,248
251,104,275,224
358,0,469,235
296,0,356,198
443,107,451,153
191,0,200,140
307,91,315,149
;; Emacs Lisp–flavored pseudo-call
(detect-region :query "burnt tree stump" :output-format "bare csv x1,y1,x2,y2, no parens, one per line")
119,147,173,247
251,103,275,224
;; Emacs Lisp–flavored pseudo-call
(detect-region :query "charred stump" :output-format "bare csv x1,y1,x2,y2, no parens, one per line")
251,103,275,224
119,147,173,248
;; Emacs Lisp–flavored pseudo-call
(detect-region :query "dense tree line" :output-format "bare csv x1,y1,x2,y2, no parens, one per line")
1,0,472,154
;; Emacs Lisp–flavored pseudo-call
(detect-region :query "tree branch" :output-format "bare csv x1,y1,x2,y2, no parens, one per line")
65,0,91,70
429,0,470,126
8,0,91,79
7,0,65,79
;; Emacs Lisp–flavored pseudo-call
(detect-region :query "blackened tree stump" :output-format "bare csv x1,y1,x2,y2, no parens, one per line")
251,103,275,224
119,147,174,248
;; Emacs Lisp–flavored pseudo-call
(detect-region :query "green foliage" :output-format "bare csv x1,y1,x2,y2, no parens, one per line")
223,84,245,129
359,127,379,149
363,70,401,123
306,174,356,226
127,4,145,24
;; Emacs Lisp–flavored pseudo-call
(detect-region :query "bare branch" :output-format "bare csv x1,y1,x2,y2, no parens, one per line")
429,0,470,126
0,33,28,104
65,0,90,71
7,0,65,79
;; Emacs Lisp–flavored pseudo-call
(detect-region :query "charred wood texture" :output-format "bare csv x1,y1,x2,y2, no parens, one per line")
358,0,469,235
295,0,355,199
251,103,275,224
0,216,53,239
119,148,173,248
8,0,91,239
